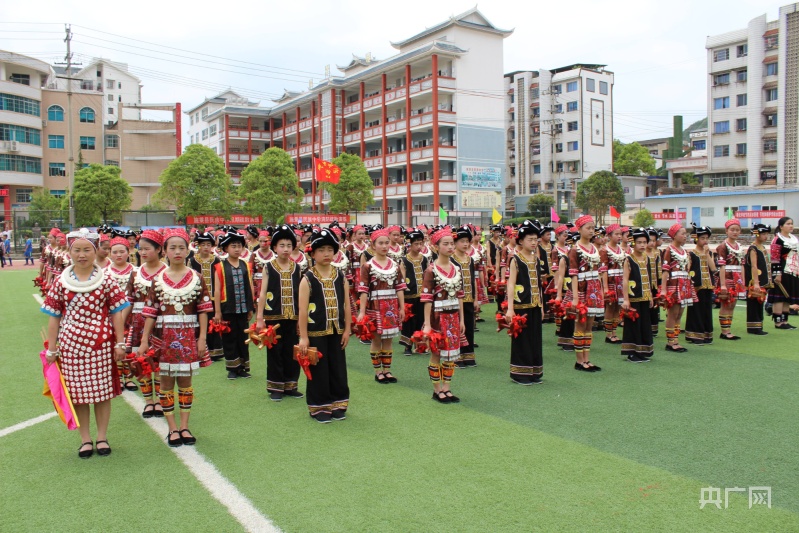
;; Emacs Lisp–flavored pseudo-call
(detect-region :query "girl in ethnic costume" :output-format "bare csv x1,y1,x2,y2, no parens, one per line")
660,224,692,352
471,228,490,313
188,231,223,361
95,233,111,269
537,225,554,323
551,225,570,346
256,225,302,402
357,228,406,383
422,228,466,403
290,228,309,273
127,230,167,417
620,228,654,362
138,229,213,448
684,224,716,345
400,230,429,356
298,229,352,423
646,228,663,337
453,225,478,367
387,225,405,262
106,236,138,391
42,229,130,458
569,216,605,371
716,219,747,340
769,217,799,329
250,229,274,305
505,220,544,384
746,223,773,335
600,224,625,344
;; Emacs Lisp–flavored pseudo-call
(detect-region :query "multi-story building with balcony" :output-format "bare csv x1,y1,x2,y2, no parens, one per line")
503,65,614,217
186,8,511,225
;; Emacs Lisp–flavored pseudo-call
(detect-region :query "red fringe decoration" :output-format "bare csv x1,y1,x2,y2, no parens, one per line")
660,292,678,309
605,289,617,303
355,316,377,342
403,303,414,323
747,286,767,303
495,313,509,333
411,330,446,356
620,307,640,322
244,323,281,349
294,348,323,381
208,320,231,334
509,314,527,338
410,331,429,354
126,348,160,379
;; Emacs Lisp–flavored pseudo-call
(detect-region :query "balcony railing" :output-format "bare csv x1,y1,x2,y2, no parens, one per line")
341,76,456,115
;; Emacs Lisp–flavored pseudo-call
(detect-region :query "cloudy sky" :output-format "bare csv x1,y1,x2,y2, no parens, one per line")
1,0,787,142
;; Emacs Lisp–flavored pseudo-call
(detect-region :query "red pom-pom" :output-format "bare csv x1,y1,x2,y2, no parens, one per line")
403,303,415,323
509,314,528,338
355,317,376,342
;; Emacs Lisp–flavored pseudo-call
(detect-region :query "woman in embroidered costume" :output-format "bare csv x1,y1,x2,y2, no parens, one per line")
660,224,693,352
422,228,465,403
646,228,663,337
105,236,138,391
42,229,131,458
358,228,406,384
745,223,773,336
684,224,716,345
716,219,747,340
620,228,655,362
569,216,605,371
127,230,167,418
600,224,625,344
505,220,544,384
138,229,213,448
769,217,799,329
250,230,274,305
297,229,352,423
188,231,223,361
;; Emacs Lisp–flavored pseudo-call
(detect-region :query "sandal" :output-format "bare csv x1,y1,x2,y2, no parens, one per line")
383,372,398,383
123,381,139,392
142,404,155,419
95,440,112,456
443,391,460,403
78,441,94,459
153,404,164,418
179,429,197,446
167,430,183,448
432,391,451,403
585,361,602,372
374,373,388,384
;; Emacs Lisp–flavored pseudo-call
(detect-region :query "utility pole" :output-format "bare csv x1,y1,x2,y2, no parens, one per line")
55,25,79,228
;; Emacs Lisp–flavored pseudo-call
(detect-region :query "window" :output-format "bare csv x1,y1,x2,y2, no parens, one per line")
737,44,748,57
766,63,778,76
736,118,747,131
567,121,578,132
118,82,122,89
0,155,40,174
48,135,65,149
108,107,114,115
713,97,730,110
194,113,199,122
765,113,777,127
9,73,30,85
190,116,194,126
201,129,208,140
0,124,40,145
566,81,578,92
713,73,730,85
556,162,564,172
736,143,747,156
48,163,66,176
692,140,706,150
531,88,539,99
201,108,208,119
209,124,217,136
567,101,578,112
701,207,715,217
599,81,608,95
737,70,747,82
79,107,95,123
79,136,96,150
47,105,64,121
16,187,33,203
586,78,595,92
568,141,579,151
713,121,730,134
96,70,102,77
764,139,777,153
0,93,40,116
713,145,729,157
106,80,114,89
533,164,541,174
552,84,562,94
104,160,119,167
532,107,540,117
50,190,66,198
105,134,119,148
713,48,729,62
765,35,778,50
554,104,563,113
762,205,778,211
554,123,563,134
766,88,778,101
736,94,747,106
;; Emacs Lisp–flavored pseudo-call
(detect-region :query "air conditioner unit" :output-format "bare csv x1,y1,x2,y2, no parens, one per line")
42,120,48,127
8,141,19,152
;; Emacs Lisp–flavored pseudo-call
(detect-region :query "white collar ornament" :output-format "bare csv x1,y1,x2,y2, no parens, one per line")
60,265,104,293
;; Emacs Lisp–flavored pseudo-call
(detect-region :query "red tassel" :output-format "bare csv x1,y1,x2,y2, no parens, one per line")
509,314,528,338
294,349,323,380
496,313,509,333
355,316,377,342
605,289,617,303
208,320,231,334
620,307,639,322
410,330,430,354
403,303,414,323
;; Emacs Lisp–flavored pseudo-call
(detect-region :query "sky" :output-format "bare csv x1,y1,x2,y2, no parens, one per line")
0,0,789,143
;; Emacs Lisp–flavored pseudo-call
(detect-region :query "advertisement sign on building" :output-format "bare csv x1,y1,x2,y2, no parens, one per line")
461,166,502,189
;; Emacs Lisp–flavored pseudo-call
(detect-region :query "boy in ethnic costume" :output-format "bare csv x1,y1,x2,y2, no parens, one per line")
188,231,223,361
746,223,773,335
400,229,429,355
660,224,692,352
569,216,605,372
769,217,799,329
684,224,716,345
716,218,747,340
256,225,303,401
357,228,406,384
453,225,478,368
600,224,626,344
538,225,554,323
422,227,466,403
250,229,274,305
42,229,130,458
646,228,663,337
298,229,352,423
213,231,255,380
620,228,654,362
139,228,213,447
505,220,544,384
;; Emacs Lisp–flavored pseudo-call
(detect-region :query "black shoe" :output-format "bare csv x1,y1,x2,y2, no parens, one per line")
719,333,740,340
237,369,252,378
78,441,94,459
511,377,533,385
142,404,156,418
167,430,183,447
312,413,332,424
179,429,196,446
574,362,591,372
283,389,304,398
444,391,461,403
227,371,239,380
531,377,543,384
432,391,451,403
153,405,165,418
748,330,769,335
269,392,283,402
359,339,371,345
585,362,602,372
403,346,413,356
374,373,388,384
605,337,622,344
383,372,398,383
473,343,479,347
455,361,467,368
626,355,646,363
784,322,797,330
123,381,139,392
331,410,347,421
665,344,688,353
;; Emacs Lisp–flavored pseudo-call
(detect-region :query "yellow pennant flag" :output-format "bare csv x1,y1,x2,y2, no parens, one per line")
492,208,502,224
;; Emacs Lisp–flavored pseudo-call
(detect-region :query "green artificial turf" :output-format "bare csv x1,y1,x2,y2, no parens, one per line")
2,270,798,532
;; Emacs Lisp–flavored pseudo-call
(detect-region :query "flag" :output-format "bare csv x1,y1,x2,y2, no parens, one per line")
313,157,341,184
550,206,560,223
439,206,448,223
675,206,680,223
492,208,502,224
727,207,733,220
610,206,620,219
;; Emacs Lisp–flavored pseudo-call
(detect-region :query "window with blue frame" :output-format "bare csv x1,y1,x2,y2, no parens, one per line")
47,105,64,121
48,135,65,149
714,121,730,134
79,136,96,150
79,107,95,123
49,162,66,176
567,101,578,112
566,81,578,92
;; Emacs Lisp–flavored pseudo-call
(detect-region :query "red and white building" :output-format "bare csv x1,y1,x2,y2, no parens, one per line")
185,8,512,226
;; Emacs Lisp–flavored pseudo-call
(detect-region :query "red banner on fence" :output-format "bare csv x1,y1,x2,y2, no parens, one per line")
0,189,8,197
186,215,263,225
651,212,686,220
734,210,786,219
284,214,350,224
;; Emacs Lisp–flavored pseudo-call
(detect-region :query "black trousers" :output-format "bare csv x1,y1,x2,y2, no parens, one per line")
510,307,543,382
306,333,349,418
459,302,476,365
684,289,714,342
265,319,301,392
621,301,654,357
400,297,425,347
223,313,251,371
746,297,765,332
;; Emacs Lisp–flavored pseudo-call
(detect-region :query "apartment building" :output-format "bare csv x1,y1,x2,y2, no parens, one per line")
503,65,614,216
187,8,511,225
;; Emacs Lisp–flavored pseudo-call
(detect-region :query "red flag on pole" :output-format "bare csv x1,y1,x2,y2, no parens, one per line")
610,206,621,219
314,157,341,184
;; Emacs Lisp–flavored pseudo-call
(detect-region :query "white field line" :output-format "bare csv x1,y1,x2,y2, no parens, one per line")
0,412,58,438
33,293,44,305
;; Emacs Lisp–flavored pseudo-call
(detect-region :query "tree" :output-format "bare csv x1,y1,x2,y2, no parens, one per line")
613,140,657,176
321,153,375,214
28,190,67,229
632,208,655,228
526,193,555,220
155,144,234,220
575,171,625,226
70,164,133,226
238,147,304,224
